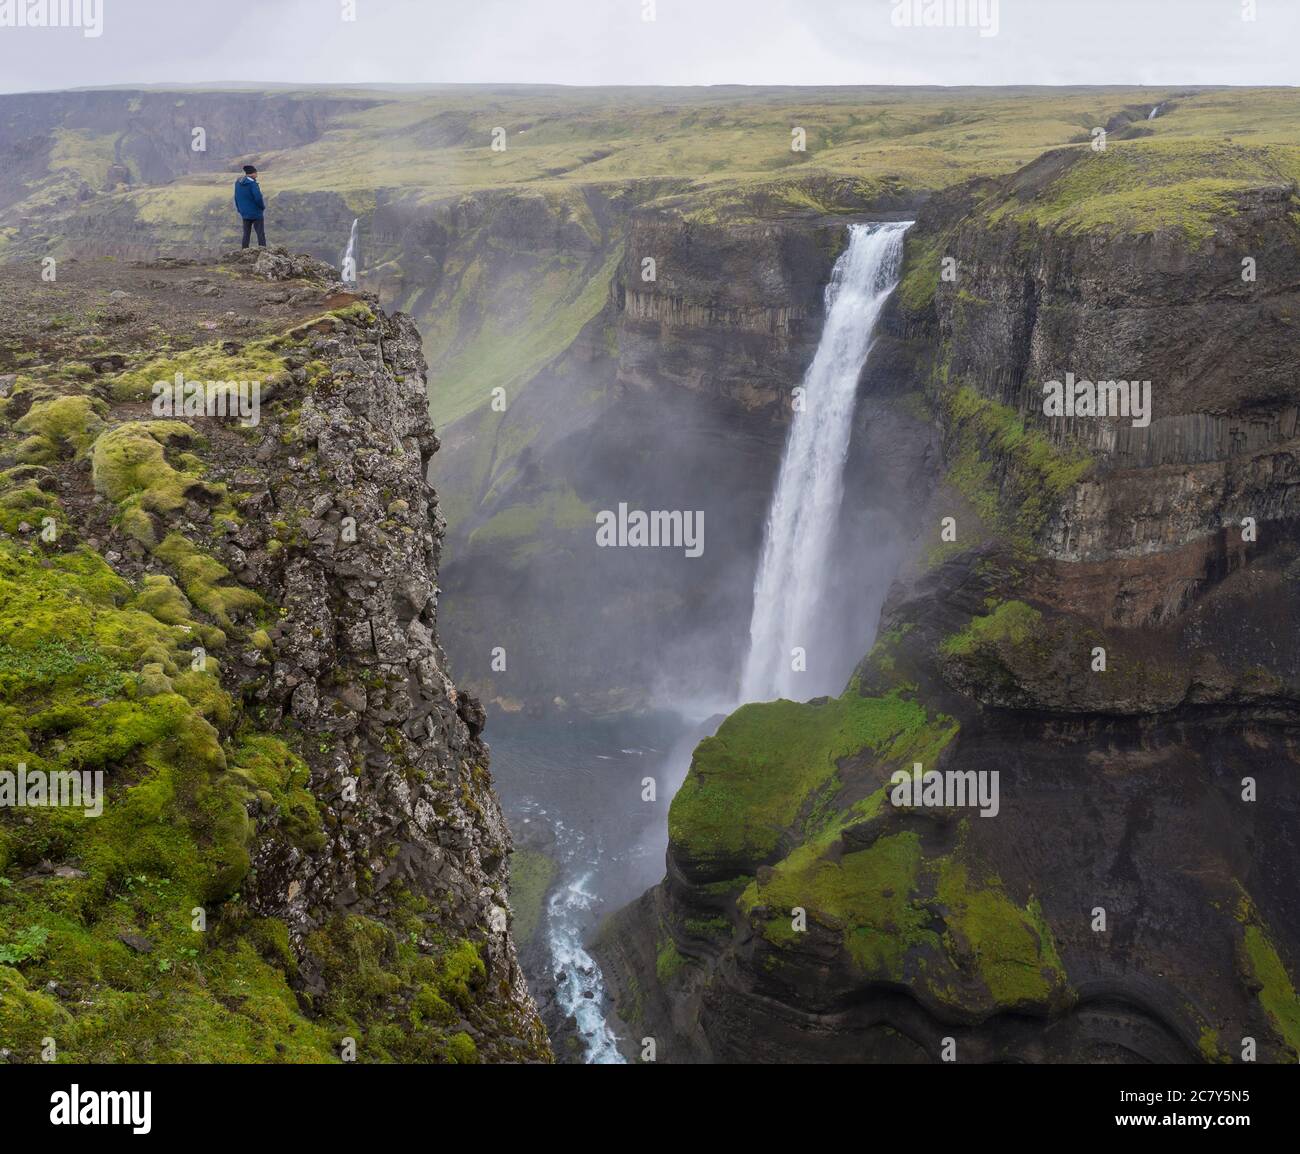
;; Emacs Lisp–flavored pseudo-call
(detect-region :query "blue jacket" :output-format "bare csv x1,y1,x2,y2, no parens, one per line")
234,175,265,220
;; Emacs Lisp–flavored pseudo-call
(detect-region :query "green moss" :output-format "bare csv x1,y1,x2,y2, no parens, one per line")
655,937,685,984
104,340,287,404
227,734,326,854
0,482,62,536
1240,918,1300,1060
669,688,957,870
13,395,105,464
447,1030,478,1064
130,574,194,626
742,823,1069,1013
898,230,945,314
0,536,359,1062
154,533,263,630
302,916,493,1062
941,600,1042,657
943,383,1092,552
936,861,1062,1006
1198,1027,1225,1063
91,421,224,529
331,302,377,326
509,848,556,948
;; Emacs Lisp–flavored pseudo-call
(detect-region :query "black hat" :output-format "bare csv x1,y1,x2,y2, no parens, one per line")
243,165,257,175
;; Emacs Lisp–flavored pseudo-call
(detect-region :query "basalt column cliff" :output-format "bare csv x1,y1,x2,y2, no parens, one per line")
596,144,1300,1065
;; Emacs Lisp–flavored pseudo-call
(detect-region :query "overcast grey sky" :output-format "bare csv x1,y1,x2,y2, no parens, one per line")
0,0,1296,94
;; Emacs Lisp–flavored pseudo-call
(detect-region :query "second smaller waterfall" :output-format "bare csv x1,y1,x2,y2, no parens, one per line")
341,218,359,285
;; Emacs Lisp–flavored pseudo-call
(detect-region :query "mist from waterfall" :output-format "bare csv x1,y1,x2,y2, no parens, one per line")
738,220,911,704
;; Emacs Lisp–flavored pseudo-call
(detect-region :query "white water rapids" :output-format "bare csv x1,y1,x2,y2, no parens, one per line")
739,220,911,703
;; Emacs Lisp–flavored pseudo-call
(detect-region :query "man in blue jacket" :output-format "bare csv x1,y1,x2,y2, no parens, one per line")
234,165,267,248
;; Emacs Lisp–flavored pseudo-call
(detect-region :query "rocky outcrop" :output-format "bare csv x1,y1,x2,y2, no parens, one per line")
0,248,548,1062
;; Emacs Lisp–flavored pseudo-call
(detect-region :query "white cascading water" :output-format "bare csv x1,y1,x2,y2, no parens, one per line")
341,217,359,284
739,220,911,703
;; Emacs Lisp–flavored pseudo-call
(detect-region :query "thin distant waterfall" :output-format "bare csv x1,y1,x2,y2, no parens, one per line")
739,221,911,703
341,217,359,284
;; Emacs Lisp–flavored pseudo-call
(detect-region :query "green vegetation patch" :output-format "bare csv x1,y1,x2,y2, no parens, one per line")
669,688,957,871
990,140,1300,245
104,339,289,404
0,542,344,1061
509,848,557,948
741,823,1069,1015
467,485,594,562
943,383,1092,552
303,913,488,1063
13,396,106,465
1237,894,1300,1060
941,600,1042,658
87,421,261,632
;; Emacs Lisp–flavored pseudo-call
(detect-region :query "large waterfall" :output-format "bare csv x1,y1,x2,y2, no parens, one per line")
739,221,911,703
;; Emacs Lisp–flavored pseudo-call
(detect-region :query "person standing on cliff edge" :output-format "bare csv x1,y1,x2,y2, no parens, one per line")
234,165,267,248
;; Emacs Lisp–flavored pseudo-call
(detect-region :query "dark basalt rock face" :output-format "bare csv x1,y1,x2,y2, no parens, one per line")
218,253,545,1048
595,157,1300,1064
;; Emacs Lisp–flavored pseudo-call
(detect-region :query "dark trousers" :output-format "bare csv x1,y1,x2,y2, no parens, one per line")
241,217,267,248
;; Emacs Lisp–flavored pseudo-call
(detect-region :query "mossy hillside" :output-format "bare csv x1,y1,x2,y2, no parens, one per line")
467,485,595,564
668,688,958,874
508,848,557,949
988,140,1300,245
0,258,548,1061
0,542,322,1060
302,910,492,1064
655,936,686,985
740,820,1070,1016
424,243,623,430
0,468,63,537
91,421,228,533
0,539,498,1062
941,382,1092,555
897,229,947,315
